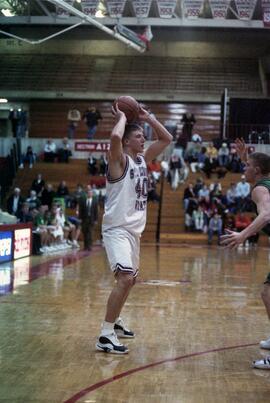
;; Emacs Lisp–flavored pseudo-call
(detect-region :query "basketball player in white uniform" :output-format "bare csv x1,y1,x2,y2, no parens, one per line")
96,104,172,354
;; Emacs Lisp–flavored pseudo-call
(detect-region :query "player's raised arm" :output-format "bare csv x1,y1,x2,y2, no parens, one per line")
141,107,173,163
235,138,248,163
107,104,127,179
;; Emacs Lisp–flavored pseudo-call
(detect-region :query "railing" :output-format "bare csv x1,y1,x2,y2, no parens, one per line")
225,124,270,143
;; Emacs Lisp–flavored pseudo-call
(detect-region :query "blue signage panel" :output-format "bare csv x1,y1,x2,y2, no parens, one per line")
0,231,13,263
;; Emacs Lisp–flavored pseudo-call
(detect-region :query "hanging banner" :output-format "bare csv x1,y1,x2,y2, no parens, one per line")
156,0,177,18
106,0,127,18
81,0,99,16
131,1,152,18
209,0,230,19
56,0,74,18
182,0,204,18
262,0,270,27
234,0,257,20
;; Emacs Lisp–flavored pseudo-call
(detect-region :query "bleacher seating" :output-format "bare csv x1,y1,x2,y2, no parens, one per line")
29,100,221,141
0,54,262,97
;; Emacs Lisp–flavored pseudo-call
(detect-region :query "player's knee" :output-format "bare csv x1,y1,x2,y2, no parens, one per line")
118,273,134,289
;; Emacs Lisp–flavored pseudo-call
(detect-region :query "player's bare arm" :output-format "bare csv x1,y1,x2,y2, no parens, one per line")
235,138,248,162
140,107,173,163
220,186,270,248
107,104,127,180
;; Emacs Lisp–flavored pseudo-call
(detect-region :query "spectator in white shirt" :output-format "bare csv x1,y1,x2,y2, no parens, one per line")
44,139,57,162
198,184,210,201
236,175,251,211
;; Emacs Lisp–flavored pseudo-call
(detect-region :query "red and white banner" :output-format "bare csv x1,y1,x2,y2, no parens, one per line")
182,0,204,18
156,0,177,18
14,228,31,260
75,142,110,152
131,1,152,18
234,0,257,20
262,0,270,27
209,0,230,19
106,0,127,18
81,0,99,16
56,0,74,18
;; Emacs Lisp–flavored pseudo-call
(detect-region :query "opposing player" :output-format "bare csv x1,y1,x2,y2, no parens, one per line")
221,138,270,369
96,104,172,354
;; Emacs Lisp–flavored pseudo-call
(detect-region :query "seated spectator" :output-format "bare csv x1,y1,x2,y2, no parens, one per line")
198,184,210,202
26,190,41,211
228,147,243,173
193,177,204,197
192,206,205,232
218,143,230,167
71,184,86,208
235,212,251,232
17,202,33,223
183,183,195,211
44,139,57,162
236,175,251,211
235,212,254,247
224,212,236,231
185,196,198,231
203,142,218,178
88,153,98,175
148,158,162,182
41,184,56,210
226,183,238,213
147,173,160,203
7,187,24,217
33,205,50,252
31,173,45,197
58,138,72,163
56,181,70,207
209,182,222,201
99,154,107,176
208,212,223,245
191,133,202,143
19,145,36,169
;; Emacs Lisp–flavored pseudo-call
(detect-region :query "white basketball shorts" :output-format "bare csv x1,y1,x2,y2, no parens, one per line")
102,227,140,278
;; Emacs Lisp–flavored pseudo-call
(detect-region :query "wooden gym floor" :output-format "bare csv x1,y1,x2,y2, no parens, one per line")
0,243,270,403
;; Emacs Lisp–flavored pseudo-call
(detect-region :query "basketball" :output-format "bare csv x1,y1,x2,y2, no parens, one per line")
113,96,140,123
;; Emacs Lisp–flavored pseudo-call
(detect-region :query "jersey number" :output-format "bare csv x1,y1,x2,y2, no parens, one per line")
135,178,148,198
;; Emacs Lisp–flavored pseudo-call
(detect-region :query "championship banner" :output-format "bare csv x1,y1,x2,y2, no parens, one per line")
81,0,99,16
156,0,177,18
106,0,127,18
262,0,270,27
182,0,204,18
56,0,74,18
75,142,110,151
131,1,152,18
234,0,257,20
209,0,230,19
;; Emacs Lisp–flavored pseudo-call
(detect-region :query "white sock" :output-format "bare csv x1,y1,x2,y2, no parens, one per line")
101,321,114,336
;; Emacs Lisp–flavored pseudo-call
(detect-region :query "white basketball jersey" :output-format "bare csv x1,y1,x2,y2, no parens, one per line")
102,154,148,235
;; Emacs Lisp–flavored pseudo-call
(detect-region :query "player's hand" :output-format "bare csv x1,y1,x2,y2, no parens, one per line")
112,103,127,122
235,138,248,162
220,229,245,249
138,106,152,122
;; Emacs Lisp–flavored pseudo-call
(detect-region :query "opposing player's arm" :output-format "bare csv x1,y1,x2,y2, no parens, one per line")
140,108,173,163
107,105,127,179
220,186,270,248
241,186,270,237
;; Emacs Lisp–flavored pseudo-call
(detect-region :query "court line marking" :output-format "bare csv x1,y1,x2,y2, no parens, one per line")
64,342,257,403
